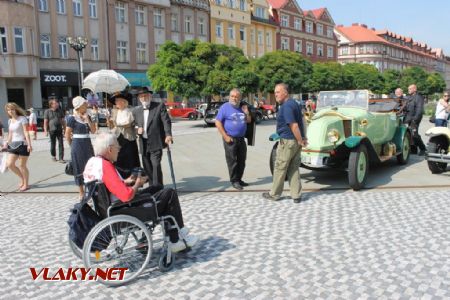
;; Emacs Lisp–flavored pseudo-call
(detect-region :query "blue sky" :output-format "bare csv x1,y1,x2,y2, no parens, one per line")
299,0,449,54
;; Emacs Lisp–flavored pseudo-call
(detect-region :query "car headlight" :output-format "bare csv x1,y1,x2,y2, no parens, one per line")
327,129,340,143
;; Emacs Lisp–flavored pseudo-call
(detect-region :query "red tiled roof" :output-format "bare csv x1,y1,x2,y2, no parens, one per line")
266,0,288,9
310,8,326,19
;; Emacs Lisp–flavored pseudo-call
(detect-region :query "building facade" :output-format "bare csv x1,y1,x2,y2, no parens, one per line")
249,0,277,58
335,23,444,76
0,0,41,121
267,0,337,62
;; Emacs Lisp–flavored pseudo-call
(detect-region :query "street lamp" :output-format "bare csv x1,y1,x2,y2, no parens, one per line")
68,36,88,95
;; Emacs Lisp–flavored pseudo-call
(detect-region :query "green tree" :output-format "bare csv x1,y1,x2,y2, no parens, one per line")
424,72,446,95
399,66,429,93
254,51,313,93
307,62,352,92
381,69,402,95
342,63,384,94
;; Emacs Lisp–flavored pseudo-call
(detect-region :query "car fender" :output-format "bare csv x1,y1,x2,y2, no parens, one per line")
393,125,411,151
345,136,380,164
425,127,450,140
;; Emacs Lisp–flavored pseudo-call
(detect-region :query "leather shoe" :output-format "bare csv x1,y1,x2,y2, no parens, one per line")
232,182,243,190
262,192,280,201
293,197,302,203
239,180,249,187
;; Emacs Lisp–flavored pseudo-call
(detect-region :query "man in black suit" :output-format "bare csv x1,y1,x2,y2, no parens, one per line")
404,84,426,156
133,88,173,185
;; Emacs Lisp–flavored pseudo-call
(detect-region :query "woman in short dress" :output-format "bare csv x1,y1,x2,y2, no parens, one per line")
109,92,140,176
65,96,96,200
2,103,32,191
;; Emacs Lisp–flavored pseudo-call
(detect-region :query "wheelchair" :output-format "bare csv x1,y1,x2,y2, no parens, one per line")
68,180,182,286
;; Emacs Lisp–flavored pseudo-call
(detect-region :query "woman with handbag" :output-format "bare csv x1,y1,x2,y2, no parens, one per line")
109,92,140,177
65,96,96,200
2,103,32,191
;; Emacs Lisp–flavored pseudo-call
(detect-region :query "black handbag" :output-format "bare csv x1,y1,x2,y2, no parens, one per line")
65,161,74,176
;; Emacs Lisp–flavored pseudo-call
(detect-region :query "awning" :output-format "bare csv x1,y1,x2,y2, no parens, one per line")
119,72,151,87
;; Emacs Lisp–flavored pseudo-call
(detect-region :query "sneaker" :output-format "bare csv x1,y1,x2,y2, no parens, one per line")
170,240,187,253
262,192,280,201
232,182,243,190
239,180,249,187
179,227,190,239
183,235,198,248
58,159,66,164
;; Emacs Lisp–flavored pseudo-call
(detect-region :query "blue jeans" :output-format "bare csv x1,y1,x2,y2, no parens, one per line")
435,119,448,127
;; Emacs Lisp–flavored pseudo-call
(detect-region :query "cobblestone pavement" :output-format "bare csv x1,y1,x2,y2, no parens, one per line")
1,190,450,299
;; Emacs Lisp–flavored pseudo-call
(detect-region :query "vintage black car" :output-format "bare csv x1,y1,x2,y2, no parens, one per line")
204,101,264,127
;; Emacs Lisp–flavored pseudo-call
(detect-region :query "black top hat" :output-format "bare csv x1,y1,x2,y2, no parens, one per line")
137,87,153,95
109,91,132,104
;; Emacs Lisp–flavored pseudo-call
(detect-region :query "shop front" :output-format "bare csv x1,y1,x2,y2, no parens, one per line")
40,71,80,109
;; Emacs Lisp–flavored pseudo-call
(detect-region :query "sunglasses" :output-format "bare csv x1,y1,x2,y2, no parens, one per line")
444,95,449,97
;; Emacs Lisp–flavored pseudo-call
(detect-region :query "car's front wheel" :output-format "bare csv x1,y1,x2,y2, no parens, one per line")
427,137,448,174
348,144,369,191
396,131,411,165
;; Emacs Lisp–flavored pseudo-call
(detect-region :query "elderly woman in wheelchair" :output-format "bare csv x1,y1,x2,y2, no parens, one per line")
69,133,197,286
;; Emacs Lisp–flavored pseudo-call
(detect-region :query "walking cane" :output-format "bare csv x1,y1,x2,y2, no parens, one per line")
166,145,177,191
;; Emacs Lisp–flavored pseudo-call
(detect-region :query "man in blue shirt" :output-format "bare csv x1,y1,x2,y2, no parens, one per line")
263,83,307,203
216,88,251,190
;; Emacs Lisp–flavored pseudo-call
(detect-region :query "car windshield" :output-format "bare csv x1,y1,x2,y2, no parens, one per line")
317,90,369,110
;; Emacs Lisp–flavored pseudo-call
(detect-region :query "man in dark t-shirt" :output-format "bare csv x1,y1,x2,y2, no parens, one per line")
44,99,65,162
263,83,307,203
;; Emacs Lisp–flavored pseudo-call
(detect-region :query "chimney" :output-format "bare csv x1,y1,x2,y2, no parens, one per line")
371,27,376,31
352,23,359,26
361,24,367,28
337,24,343,28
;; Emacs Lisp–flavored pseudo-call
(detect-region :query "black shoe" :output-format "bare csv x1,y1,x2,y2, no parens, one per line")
293,197,302,203
239,180,249,187
232,182,243,190
262,192,280,201
418,149,426,156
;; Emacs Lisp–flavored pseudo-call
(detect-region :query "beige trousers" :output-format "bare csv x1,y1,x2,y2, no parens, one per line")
270,139,302,199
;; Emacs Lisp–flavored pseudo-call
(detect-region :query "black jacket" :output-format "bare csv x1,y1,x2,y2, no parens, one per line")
404,93,424,125
133,102,172,152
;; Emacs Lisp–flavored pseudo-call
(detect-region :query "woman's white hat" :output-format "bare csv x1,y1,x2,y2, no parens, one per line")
72,96,88,110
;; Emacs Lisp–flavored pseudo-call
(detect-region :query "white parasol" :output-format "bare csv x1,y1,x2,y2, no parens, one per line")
82,69,130,94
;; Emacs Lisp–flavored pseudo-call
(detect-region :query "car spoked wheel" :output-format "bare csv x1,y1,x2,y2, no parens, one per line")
427,137,448,174
396,131,411,165
348,144,369,190
189,114,196,120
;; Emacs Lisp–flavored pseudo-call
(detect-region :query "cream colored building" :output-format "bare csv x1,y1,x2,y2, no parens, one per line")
0,0,41,121
249,0,277,58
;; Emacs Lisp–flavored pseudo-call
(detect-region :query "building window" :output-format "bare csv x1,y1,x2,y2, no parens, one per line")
228,23,234,40
136,42,146,64
56,0,66,14
73,0,82,16
317,24,323,36
91,39,99,60
306,21,313,33
327,46,334,58
317,44,323,56
240,0,245,11
40,34,51,58
228,0,234,8
89,0,97,18
0,27,7,53
135,5,145,25
199,18,206,36
171,14,178,31
306,42,313,55
257,31,263,45
154,8,163,28
115,2,126,23
281,15,289,27
215,0,221,4
327,27,333,38
294,18,301,30
58,36,68,58
340,46,348,55
185,16,192,33
250,29,255,44
281,37,289,50
255,7,265,18
38,0,48,12
216,22,222,38
266,32,271,47
116,40,127,62
295,40,302,53
14,28,24,54
240,26,245,41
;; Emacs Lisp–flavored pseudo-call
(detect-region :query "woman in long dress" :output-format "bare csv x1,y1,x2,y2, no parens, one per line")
65,96,96,200
109,92,140,176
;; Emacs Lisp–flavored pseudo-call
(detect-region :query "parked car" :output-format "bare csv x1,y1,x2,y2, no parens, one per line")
269,90,412,190
165,102,199,120
204,101,264,127
424,127,450,173
197,103,208,118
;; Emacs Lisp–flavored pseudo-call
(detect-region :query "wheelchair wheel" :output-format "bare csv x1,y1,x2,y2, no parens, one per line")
82,215,153,286
68,232,82,259
158,250,175,272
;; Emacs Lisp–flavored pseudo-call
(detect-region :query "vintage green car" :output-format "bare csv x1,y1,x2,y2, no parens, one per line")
270,90,412,190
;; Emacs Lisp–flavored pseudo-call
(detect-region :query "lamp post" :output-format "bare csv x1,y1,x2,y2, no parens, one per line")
68,36,88,95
